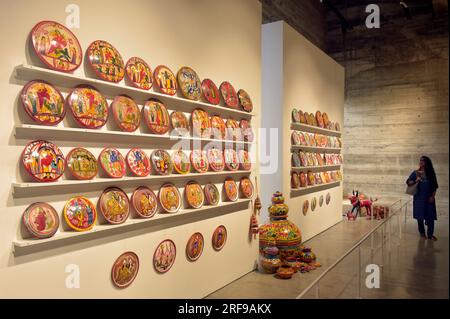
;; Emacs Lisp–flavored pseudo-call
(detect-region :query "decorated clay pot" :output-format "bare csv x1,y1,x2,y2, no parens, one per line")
259,246,281,274
299,247,316,263
283,256,301,273
276,265,294,279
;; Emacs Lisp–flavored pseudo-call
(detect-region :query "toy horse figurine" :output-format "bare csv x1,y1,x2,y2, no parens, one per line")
348,190,377,219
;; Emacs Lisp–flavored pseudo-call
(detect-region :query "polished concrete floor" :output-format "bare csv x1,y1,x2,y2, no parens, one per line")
206,212,449,299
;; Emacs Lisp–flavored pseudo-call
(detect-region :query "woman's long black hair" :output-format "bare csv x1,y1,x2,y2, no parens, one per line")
421,156,439,190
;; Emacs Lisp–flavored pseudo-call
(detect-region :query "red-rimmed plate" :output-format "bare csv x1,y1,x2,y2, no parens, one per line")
66,147,98,180
298,132,307,145
291,172,300,189
239,177,254,199
87,40,124,82
150,149,172,175
219,81,238,109
171,149,191,174
184,181,204,209
302,200,309,216
299,151,308,167
153,239,176,273
22,140,65,182
204,183,220,206
226,119,242,141
322,112,330,128
210,115,226,140
224,178,238,202
239,119,254,142
98,147,126,178
190,149,209,173
291,131,300,145
224,148,239,171
170,111,190,136
307,171,315,186
158,183,181,213
125,57,153,90
335,122,341,132
99,187,130,224
126,148,151,177
238,149,251,171
299,172,307,187
143,98,170,134
177,66,202,100
319,195,324,207
299,110,306,124
111,95,140,132
186,232,204,261
201,78,220,105
131,186,158,218
237,89,253,113
292,152,301,167
22,202,59,239
191,108,211,138
63,196,97,231
326,192,331,205
292,108,300,123
153,65,177,96
111,251,139,289
207,148,225,172
212,225,227,251
316,111,324,128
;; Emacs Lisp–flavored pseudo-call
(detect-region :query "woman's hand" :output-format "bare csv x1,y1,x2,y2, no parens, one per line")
428,197,435,203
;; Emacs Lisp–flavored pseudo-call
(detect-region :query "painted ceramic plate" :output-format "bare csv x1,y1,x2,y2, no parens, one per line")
238,149,252,171
307,171,315,186
186,232,204,261
315,173,323,184
63,196,97,231
316,111,324,128
125,56,153,90
111,95,140,132
153,239,176,273
31,20,82,72
159,183,181,213
322,112,330,128
224,148,239,171
335,122,341,131
22,140,65,182
126,148,151,177
111,251,139,289
207,148,225,172
143,99,170,134
320,172,328,184
291,131,300,145
151,149,172,175
224,178,238,202
170,111,190,136
22,202,59,239
311,152,319,166
210,115,226,140
226,119,242,141
212,225,227,251
308,133,316,146
311,113,318,126
239,119,254,142
311,197,317,212
177,66,202,100
292,152,301,167
190,150,209,173
201,78,220,105
319,195,324,207
314,134,322,147
239,177,254,199
304,132,311,146
326,192,331,205
291,172,300,188
316,153,324,166
153,65,177,96
171,149,191,174
67,85,109,129
66,147,98,180
87,40,125,82
292,108,299,123
99,148,126,178
298,132,307,145
219,81,238,109
99,187,130,224
185,181,204,209
299,110,306,124
191,108,211,138
204,183,220,206
302,200,309,216
21,80,65,125
131,186,158,218
237,89,253,113
299,172,307,187
299,151,308,167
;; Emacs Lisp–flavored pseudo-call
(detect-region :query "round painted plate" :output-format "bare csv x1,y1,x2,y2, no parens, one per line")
298,132,307,145
191,108,211,138
190,150,209,173
224,178,238,202
143,99,170,134
307,171,315,186
302,200,309,216
291,131,300,145
125,56,153,90
299,110,306,124
239,119,254,142
226,119,242,141
292,108,299,123
185,181,204,209
319,195,324,207
153,239,176,273
237,89,253,113
299,172,307,187
87,40,125,82
171,149,191,174
99,148,125,178
111,95,140,132
292,152,301,167
151,149,172,175
111,251,139,288
63,196,97,231
316,111,324,128
177,66,202,100
170,111,190,136
126,148,151,177
22,202,59,239
315,173,323,184
66,85,109,129
66,147,98,180
239,177,254,199
238,149,252,171
316,153,324,166
31,20,82,72
159,183,182,213
308,133,316,146
224,148,239,171
219,81,238,109
204,183,220,206
201,78,220,105
207,148,225,172
311,197,317,212
304,133,311,146
212,225,227,251
22,140,65,182
320,172,328,184
153,65,177,96
299,151,308,167
322,112,330,128
131,186,158,218
326,192,331,205
210,115,226,140
311,113,318,126
291,172,300,189
335,122,341,132
21,80,65,125
186,232,204,261
99,187,130,224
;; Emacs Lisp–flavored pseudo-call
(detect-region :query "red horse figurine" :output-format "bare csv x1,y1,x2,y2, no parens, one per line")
348,190,377,219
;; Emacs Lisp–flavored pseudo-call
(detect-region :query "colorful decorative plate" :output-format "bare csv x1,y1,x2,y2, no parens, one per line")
316,153,324,166
322,112,330,128
307,171,315,186
153,65,177,96
111,251,139,289
314,134,322,147
190,150,209,173
239,119,254,142
299,151,308,167
292,152,301,167
143,99,170,134
299,172,307,187
204,183,220,206
171,149,191,174
291,131,300,145
125,56,153,90
22,140,65,182
63,196,97,231
320,172,328,184
185,181,204,209
315,173,323,184
304,132,311,146
66,85,109,129
311,113,318,126
326,192,331,205
22,202,59,239
224,178,238,202
308,133,316,146
311,153,319,166
239,177,254,199
191,108,211,138
150,149,172,175
238,149,252,171
291,172,300,188
335,122,341,132
66,147,98,180
170,111,190,136
319,195,324,207
87,40,125,82
219,81,238,109
298,132,307,145
237,89,253,113
299,110,306,124
212,225,227,251
210,115,226,140
186,232,204,261
126,148,151,177
111,95,140,132
201,78,221,105
292,108,299,123
31,20,82,72
224,148,239,171
131,186,158,218
311,197,317,212
316,111,324,128
153,239,176,273
159,183,182,213
226,119,242,141
207,148,225,172
99,187,130,224
99,148,126,178
177,66,202,100
302,200,309,216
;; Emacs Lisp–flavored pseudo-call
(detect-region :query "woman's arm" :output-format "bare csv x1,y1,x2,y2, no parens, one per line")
406,171,419,186
429,191,436,203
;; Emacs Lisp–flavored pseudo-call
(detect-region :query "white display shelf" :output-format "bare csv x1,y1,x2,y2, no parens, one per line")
290,181,341,197
291,145,341,153
15,64,255,119
291,122,341,137
13,198,251,255
291,165,341,172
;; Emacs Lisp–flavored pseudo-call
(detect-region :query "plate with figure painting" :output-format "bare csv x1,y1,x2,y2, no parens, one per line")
150,149,172,175
153,239,177,273
219,81,238,109
184,181,204,209
177,66,202,100
186,232,204,261
22,140,65,182
131,186,158,218
99,187,130,225
207,148,225,172
191,108,211,138
143,99,170,134
126,148,151,177
210,115,226,140
201,79,220,105
226,119,242,141
87,40,125,82
125,56,153,90
99,148,126,178
153,65,177,96
224,178,238,202
66,147,98,180
237,89,253,113
111,95,140,132
212,225,227,251
171,149,191,175
22,202,59,239
238,149,251,171
190,150,209,173
111,251,139,288
224,148,239,171
239,177,254,199
159,183,182,213
204,183,220,206
239,119,254,142
63,196,97,231
170,111,190,136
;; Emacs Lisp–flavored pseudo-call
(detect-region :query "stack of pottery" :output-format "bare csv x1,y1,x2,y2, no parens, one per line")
259,246,282,274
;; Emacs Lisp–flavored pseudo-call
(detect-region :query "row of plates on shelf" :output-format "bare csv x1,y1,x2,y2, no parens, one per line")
292,152,343,168
292,109,340,132
291,131,342,148
302,193,332,215
291,170,342,189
